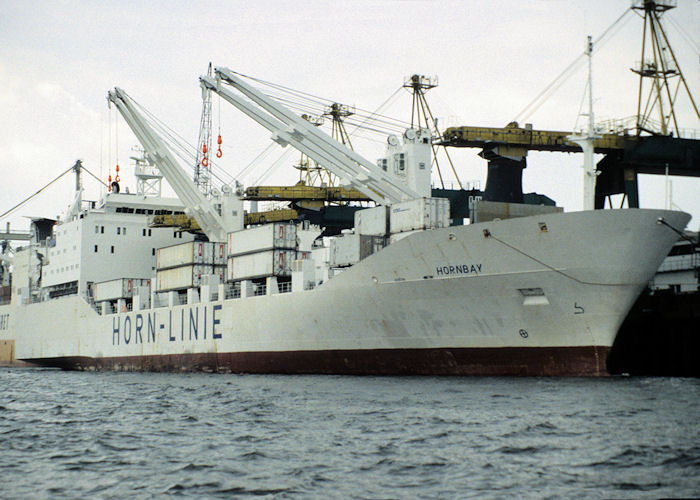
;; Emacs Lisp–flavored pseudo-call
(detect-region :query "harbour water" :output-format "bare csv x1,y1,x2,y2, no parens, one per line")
1,368,698,499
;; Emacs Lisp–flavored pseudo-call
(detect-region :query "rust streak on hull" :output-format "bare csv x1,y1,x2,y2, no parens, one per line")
24,346,611,376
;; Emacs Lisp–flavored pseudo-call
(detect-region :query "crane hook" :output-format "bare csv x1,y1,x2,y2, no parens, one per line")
216,134,223,157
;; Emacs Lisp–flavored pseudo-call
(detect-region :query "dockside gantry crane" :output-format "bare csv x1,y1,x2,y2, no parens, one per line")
439,0,699,209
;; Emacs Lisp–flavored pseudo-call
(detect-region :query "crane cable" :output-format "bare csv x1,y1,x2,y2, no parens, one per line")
230,71,412,135
128,95,237,187
0,166,74,221
80,164,109,188
248,86,408,186
513,7,633,124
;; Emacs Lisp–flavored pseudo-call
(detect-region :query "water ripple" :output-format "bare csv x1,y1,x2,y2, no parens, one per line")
0,369,698,499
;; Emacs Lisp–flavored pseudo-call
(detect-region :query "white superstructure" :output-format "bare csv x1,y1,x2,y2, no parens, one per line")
42,193,195,299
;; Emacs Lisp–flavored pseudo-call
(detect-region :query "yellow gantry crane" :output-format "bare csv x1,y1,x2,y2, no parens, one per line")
441,0,699,209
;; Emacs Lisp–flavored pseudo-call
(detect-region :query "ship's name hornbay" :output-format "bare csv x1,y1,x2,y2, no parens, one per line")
435,263,482,276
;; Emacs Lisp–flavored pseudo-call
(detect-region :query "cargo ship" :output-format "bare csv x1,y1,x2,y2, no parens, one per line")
0,68,691,376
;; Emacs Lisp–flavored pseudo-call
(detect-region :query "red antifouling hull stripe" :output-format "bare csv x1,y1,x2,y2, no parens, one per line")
24,345,611,376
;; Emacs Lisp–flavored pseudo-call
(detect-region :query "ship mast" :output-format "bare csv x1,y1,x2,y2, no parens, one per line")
321,103,355,187
567,36,600,211
403,74,463,190
295,103,354,188
294,112,326,186
632,0,699,137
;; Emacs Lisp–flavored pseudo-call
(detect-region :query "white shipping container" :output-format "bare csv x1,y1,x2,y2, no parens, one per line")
227,223,297,256
156,264,213,291
212,265,226,283
201,267,226,287
226,249,296,281
330,234,385,267
212,242,226,265
157,241,213,269
330,233,361,267
93,278,150,301
354,206,388,236
389,197,450,234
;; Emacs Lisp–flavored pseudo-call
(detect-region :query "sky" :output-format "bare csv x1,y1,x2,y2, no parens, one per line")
1,0,698,232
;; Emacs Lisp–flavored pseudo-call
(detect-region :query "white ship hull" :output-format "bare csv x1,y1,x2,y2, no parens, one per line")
2,208,690,376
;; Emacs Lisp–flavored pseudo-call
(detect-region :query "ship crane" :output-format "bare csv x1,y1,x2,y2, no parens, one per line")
107,87,242,242
194,63,214,196
200,67,422,206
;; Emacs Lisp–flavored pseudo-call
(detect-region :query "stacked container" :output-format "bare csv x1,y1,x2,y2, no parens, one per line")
155,241,227,291
226,223,297,281
354,205,388,236
389,197,451,234
93,278,151,301
329,233,386,267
